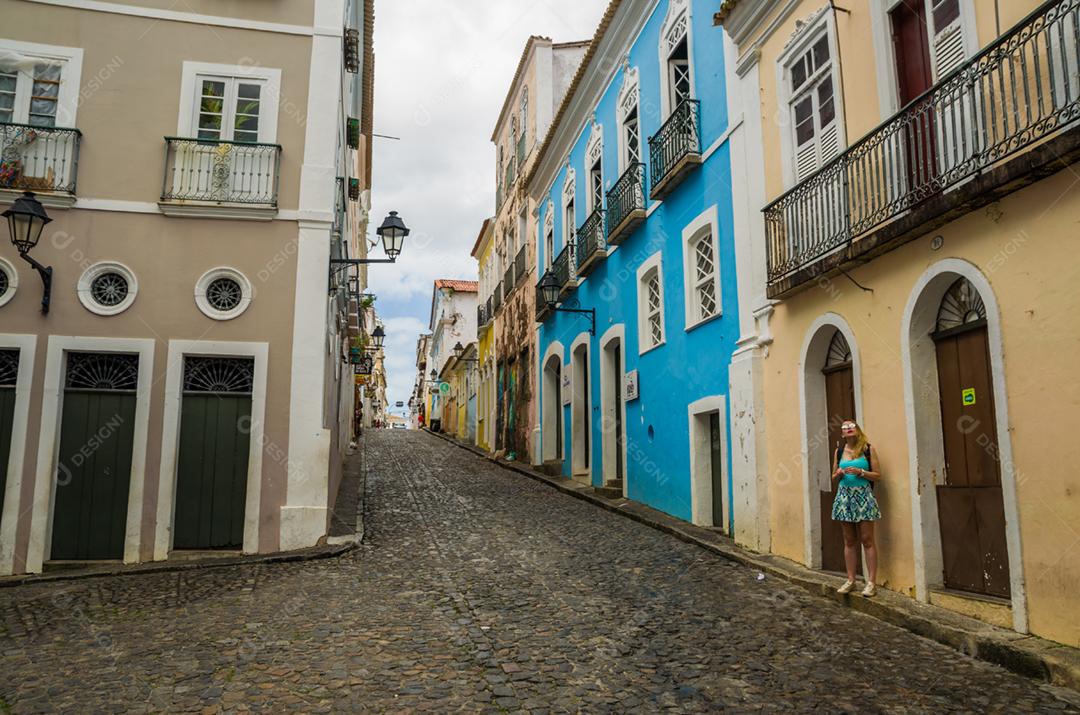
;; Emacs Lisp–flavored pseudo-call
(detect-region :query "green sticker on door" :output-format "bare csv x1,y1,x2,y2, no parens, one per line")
962,387,976,406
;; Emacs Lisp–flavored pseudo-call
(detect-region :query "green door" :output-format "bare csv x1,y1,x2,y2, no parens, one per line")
0,350,20,521
51,353,139,561
173,357,254,550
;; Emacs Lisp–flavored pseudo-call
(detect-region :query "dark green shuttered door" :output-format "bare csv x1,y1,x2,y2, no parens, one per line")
0,350,20,522
51,353,139,561
173,357,254,550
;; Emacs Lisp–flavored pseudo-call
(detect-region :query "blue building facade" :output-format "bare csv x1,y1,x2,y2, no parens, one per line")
529,0,742,530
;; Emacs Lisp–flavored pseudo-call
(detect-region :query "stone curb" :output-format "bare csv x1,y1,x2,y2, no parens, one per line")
426,429,1080,694
0,542,356,589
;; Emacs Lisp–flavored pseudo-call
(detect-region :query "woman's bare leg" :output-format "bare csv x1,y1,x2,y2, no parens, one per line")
841,522,859,582
859,521,878,585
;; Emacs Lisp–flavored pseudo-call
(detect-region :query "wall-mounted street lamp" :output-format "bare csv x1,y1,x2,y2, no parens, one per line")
331,211,410,270
369,324,385,349
2,191,53,314
452,342,479,363
539,272,594,335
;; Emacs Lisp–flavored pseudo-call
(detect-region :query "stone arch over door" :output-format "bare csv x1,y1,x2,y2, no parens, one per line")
901,258,1027,632
799,314,863,570
541,342,564,464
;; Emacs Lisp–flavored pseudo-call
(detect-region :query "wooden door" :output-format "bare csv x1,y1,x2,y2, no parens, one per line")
891,0,938,190
821,362,858,573
709,412,724,529
173,357,254,550
50,353,139,561
0,350,18,522
935,324,1011,597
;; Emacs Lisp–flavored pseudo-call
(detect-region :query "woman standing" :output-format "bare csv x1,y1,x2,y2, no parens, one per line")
831,420,882,597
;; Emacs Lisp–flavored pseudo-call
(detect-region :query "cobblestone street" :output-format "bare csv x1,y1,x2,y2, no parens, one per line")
1,429,1077,713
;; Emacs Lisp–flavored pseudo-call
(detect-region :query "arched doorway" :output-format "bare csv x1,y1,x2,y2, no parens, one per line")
541,352,563,463
599,327,626,494
571,339,590,481
820,330,860,573
799,315,862,571
932,277,1011,598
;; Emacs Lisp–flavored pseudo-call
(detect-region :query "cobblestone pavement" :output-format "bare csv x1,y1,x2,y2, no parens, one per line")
2,430,1078,714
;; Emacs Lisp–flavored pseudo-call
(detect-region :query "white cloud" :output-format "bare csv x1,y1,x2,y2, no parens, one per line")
368,0,606,411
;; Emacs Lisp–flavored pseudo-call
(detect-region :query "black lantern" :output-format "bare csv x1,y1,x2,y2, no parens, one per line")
2,191,53,314
538,271,595,336
429,368,438,381
452,341,464,359
3,191,51,254
539,271,560,308
370,324,385,349
376,210,409,260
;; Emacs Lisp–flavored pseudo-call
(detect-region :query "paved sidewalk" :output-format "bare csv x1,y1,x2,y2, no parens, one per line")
1,429,1077,713
430,428,1080,693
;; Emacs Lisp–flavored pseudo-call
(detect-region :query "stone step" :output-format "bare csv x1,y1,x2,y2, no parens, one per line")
594,480,623,500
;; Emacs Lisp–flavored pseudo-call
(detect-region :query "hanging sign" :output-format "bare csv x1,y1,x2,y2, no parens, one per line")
439,381,451,396
349,346,363,364
961,387,976,406
624,370,639,401
353,353,373,376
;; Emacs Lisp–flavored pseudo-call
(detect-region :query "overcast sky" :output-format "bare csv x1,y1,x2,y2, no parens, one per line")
367,1,608,414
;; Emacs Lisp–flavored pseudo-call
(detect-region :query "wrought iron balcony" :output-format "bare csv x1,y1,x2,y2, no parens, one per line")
161,137,281,208
763,0,1080,297
493,281,503,312
503,263,516,296
514,245,527,282
0,123,81,200
478,301,490,328
648,99,701,200
606,162,646,245
535,271,555,321
576,207,606,277
552,243,576,298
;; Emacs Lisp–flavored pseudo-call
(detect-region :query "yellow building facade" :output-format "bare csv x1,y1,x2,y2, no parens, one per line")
472,219,496,452
720,0,1080,645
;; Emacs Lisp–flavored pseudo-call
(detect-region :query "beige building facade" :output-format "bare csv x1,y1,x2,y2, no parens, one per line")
0,0,375,573
483,36,586,463
720,0,1080,645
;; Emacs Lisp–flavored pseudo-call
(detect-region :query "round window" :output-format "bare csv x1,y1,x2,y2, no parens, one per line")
90,272,129,307
206,276,243,312
195,267,252,320
77,262,138,316
0,257,16,308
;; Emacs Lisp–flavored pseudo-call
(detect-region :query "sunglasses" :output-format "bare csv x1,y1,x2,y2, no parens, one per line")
841,424,857,430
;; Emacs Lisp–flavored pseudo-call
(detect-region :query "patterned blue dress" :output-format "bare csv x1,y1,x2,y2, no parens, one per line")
831,453,881,522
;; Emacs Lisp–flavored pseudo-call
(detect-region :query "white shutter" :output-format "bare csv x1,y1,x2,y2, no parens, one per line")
819,122,840,165
795,142,819,182
932,23,966,80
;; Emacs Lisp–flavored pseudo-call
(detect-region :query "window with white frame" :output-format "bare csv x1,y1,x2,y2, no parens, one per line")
689,230,718,322
787,31,839,182
193,75,267,143
0,41,83,128
520,88,528,142
544,203,554,269
660,0,692,118
617,66,642,172
564,196,575,251
636,254,665,353
681,206,722,328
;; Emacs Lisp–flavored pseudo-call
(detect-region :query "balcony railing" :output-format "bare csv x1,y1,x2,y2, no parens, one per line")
514,245,527,282
161,137,281,205
536,271,554,321
333,177,346,236
0,123,81,196
478,302,490,327
504,262,516,296
552,243,576,297
576,207,606,277
648,99,701,200
606,162,646,245
764,0,1080,295
493,281,503,312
